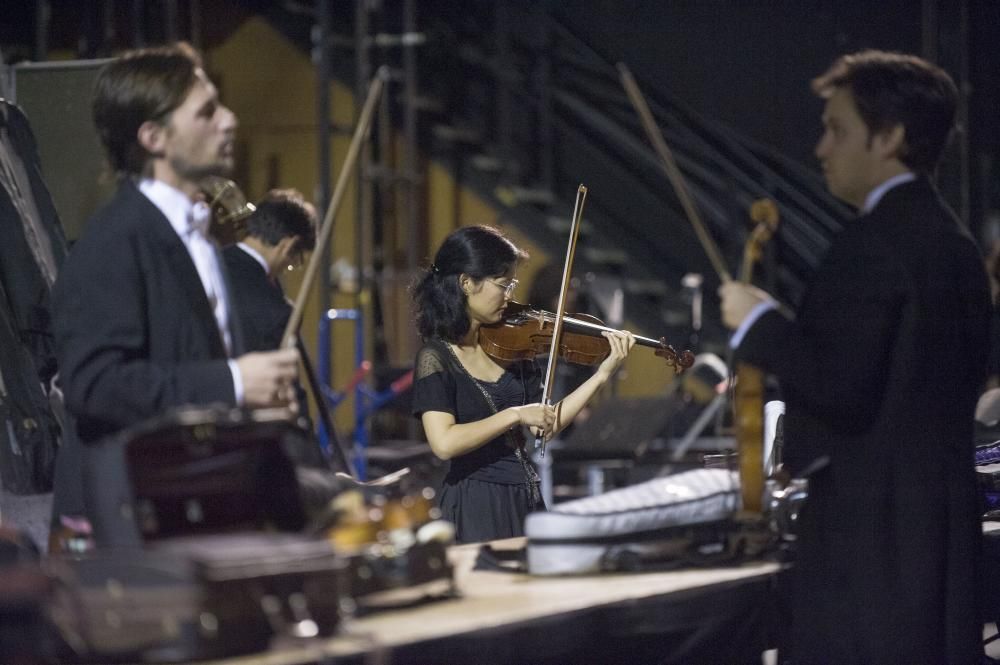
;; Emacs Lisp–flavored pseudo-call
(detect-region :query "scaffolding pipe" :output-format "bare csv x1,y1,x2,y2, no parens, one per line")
403,0,419,272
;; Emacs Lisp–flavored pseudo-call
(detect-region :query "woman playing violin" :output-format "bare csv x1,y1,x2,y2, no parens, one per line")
411,225,635,543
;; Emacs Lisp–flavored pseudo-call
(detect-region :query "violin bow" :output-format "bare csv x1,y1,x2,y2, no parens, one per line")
616,63,731,283
281,67,388,349
618,63,776,514
537,184,588,456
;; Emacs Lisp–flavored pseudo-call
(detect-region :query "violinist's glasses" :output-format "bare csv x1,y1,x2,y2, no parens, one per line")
487,278,518,297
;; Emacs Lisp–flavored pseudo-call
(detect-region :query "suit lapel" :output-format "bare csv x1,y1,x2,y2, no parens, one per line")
216,244,245,356
125,182,227,358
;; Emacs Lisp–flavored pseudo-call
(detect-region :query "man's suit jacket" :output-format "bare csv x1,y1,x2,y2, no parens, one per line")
222,245,322,463
738,177,992,663
51,180,244,539
222,244,291,352
53,179,244,445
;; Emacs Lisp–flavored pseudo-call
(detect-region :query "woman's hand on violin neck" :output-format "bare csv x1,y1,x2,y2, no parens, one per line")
513,403,556,430
596,329,636,379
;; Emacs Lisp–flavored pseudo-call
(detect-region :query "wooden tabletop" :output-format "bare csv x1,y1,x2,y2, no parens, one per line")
200,538,781,664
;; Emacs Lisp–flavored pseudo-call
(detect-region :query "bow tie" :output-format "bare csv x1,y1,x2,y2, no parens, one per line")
188,201,212,237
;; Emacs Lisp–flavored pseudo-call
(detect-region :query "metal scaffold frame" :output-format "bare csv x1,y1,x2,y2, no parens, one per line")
313,0,425,478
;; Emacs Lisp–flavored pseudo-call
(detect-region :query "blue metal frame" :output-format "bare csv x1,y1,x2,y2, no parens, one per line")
318,308,367,479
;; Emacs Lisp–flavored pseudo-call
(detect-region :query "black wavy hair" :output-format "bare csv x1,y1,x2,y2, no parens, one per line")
412,225,527,342
812,50,957,174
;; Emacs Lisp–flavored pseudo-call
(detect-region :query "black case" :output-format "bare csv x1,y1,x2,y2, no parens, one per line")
49,534,343,662
86,406,310,547
48,407,341,663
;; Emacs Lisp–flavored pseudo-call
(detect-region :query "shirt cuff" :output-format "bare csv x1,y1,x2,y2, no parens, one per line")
729,301,777,349
228,359,244,405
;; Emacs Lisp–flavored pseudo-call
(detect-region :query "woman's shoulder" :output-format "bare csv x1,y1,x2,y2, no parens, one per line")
415,339,452,379
415,337,448,358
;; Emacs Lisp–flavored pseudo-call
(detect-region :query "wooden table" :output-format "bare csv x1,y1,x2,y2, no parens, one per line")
202,539,782,665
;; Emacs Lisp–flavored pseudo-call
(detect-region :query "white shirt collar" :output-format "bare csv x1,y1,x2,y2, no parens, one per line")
862,172,916,214
137,178,197,237
237,241,270,276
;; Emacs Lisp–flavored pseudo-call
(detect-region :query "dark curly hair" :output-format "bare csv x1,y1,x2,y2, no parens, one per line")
412,225,527,342
812,50,957,174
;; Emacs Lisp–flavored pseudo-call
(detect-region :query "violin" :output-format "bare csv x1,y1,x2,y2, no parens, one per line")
200,175,256,246
479,301,695,373
734,199,779,514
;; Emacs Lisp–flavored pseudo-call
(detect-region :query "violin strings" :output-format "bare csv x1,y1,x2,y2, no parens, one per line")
533,311,659,347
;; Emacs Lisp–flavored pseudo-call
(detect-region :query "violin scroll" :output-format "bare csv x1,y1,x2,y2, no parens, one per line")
741,198,780,283
200,175,256,246
749,198,779,231
654,339,696,374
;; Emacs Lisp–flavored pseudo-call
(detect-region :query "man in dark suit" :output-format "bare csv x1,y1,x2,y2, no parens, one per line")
222,189,316,353
50,44,300,541
223,189,320,451
720,51,992,663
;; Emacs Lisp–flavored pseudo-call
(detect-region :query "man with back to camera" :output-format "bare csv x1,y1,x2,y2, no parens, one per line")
222,188,316,353
719,50,992,663
50,43,299,541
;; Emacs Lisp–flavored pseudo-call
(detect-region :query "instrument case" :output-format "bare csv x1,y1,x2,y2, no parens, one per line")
525,468,743,575
48,534,342,663
48,408,342,663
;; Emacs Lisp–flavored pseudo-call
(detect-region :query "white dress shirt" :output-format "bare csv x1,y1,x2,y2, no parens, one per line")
138,178,244,403
861,172,915,214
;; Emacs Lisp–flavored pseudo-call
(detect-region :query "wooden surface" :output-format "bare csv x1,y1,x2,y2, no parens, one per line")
200,538,781,664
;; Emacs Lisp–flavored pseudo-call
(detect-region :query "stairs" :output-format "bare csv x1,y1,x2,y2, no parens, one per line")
253,0,852,351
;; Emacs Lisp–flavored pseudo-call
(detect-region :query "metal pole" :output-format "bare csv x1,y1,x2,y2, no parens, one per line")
403,0,419,273
102,0,117,54
354,0,373,458
495,0,514,183
921,0,938,64
957,0,971,228
354,0,371,332
535,3,554,193
314,0,332,327
189,0,203,51
132,0,145,48
34,0,51,61
164,0,179,42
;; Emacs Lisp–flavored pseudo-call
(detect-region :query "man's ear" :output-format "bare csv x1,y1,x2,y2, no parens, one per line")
275,236,298,264
875,123,906,161
137,119,167,158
